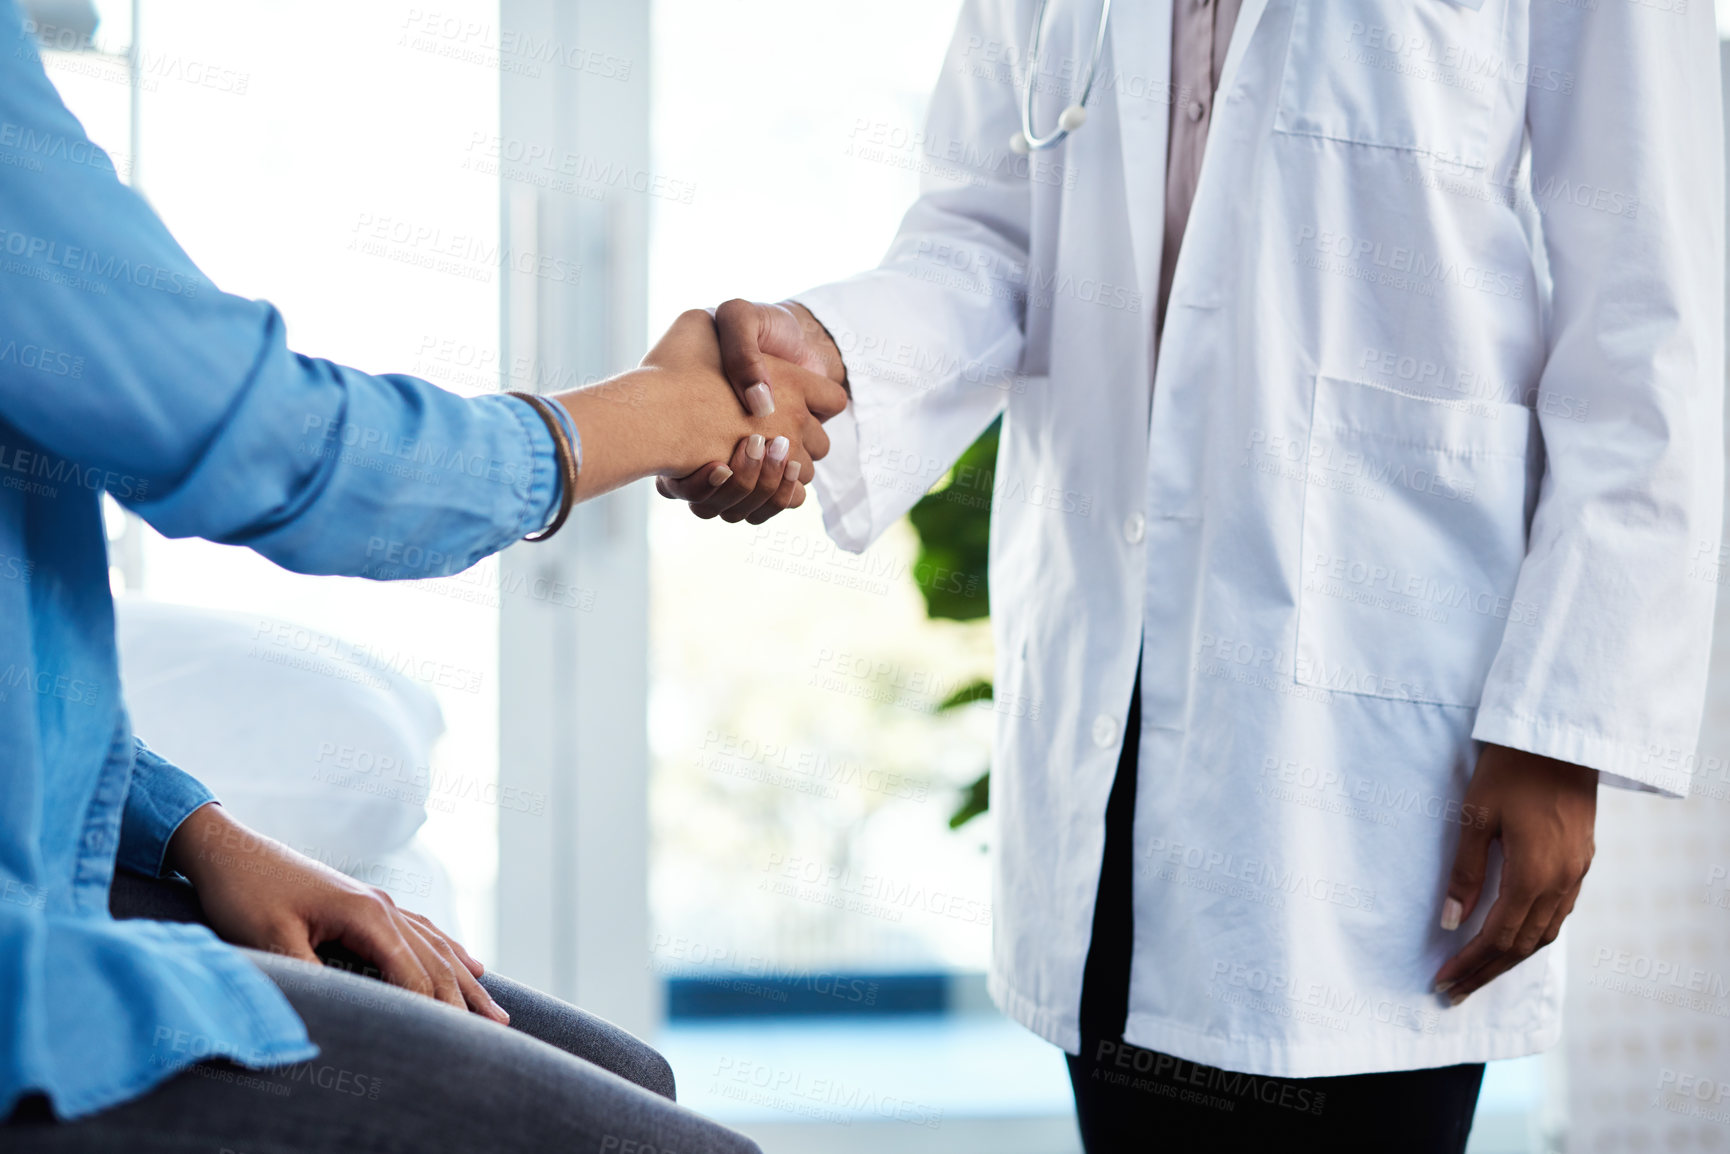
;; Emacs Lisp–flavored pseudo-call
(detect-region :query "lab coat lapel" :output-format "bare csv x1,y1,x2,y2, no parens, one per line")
1107,0,1171,309
1218,0,1272,99
1106,0,1275,327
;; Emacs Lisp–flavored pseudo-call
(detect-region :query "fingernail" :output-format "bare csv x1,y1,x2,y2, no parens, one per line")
746,435,766,461
707,465,733,487
784,460,801,483
1433,979,1455,995
1448,992,1468,1008
745,383,775,417
768,435,790,464
1440,898,1463,932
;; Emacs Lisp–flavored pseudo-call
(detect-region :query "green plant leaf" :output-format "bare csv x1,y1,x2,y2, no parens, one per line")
936,678,993,713
906,419,998,622
948,769,990,830
906,421,1000,829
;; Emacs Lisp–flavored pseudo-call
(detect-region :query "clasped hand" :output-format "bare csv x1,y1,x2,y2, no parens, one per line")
561,309,846,523
653,300,849,523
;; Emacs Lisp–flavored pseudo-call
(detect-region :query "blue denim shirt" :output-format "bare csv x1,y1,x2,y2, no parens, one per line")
0,0,570,1119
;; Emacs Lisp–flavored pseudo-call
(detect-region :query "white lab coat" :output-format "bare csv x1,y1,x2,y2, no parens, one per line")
800,0,1724,1075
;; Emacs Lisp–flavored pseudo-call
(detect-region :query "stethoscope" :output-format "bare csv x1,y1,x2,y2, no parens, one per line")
1009,0,1114,153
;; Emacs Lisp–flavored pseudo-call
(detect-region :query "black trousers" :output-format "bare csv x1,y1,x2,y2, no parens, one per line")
1066,676,1485,1154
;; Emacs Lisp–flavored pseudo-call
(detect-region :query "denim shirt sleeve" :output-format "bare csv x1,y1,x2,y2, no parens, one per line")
116,740,215,880
0,3,568,579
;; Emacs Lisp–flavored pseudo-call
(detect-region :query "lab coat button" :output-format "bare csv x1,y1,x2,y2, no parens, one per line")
1123,513,1146,544
1092,714,1119,749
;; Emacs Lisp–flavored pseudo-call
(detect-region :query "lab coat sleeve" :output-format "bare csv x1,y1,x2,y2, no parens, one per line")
116,739,215,880
1470,4,1725,796
0,3,559,579
796,0,1031,553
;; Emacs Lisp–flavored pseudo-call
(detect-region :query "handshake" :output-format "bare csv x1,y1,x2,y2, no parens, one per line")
551,301,849,525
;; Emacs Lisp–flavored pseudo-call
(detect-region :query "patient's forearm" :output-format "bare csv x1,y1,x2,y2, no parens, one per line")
553,369,707,501
163,800,226,888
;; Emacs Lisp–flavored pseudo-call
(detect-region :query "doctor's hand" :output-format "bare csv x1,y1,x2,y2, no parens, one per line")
164,801,511,1024
1431,744,1597,1005
657,299,848,522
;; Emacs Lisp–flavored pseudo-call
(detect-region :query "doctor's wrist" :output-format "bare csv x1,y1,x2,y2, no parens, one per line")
781,300,849,393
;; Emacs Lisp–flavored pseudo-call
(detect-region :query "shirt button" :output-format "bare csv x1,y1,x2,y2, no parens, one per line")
1188,100,1207,122
1092,714,1120,749
1123,513,1146,544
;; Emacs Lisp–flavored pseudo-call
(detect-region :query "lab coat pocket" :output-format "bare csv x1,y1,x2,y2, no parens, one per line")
1275,0,1503,169
1295,376,1537,708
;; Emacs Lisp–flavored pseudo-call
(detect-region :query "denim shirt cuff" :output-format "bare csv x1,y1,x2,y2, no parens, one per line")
497,393,580,532
117,740,217,878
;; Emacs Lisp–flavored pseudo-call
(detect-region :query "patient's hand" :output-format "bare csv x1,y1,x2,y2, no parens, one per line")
166,802,509,1024
554,310,848,521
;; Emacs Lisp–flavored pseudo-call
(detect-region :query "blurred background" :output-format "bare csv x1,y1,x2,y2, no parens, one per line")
29,1,1730,1150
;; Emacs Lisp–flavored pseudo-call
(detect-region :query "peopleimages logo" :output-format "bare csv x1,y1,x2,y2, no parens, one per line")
1293,226,1524,300
1304,552,1539,626
0,443,146,500
0,226,202,298
0,120,123,176
300,414,528,488
0,339,83,378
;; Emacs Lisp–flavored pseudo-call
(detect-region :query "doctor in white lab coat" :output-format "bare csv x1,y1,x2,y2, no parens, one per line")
666,0,1724,1144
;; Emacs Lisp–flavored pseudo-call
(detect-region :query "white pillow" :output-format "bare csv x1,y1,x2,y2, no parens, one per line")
115,598,442,862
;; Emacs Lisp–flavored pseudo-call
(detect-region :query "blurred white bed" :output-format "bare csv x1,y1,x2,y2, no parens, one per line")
114,597,465,934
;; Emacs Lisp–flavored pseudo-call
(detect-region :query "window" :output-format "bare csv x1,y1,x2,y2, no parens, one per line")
646,4,1082,1147
73,0,506,957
